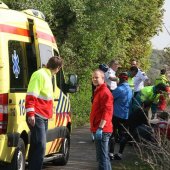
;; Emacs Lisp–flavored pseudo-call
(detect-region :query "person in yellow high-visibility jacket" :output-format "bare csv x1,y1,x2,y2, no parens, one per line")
155,69,169,86
132,83,168,118
25,56,63,170
128,66,138,95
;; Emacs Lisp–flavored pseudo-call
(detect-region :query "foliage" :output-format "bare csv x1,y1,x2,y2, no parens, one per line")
2,0,166,128
147,48,170,83
70,80,91,128
54,0,165,74
3,0,165,75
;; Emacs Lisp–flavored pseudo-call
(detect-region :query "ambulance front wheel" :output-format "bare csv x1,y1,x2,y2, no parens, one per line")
11,138,25,170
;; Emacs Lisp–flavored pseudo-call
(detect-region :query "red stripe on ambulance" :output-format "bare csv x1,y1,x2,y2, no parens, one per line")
36,31,56,43
0,24,56,43
0,24,30,36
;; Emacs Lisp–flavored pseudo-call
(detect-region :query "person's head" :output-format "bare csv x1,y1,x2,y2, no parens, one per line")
160,69,166,75
109,60,121,71
92,69,105,86
129,66,138,77
118,72,128,84
131,59,137,67
47,56,63,75
155,83,167,94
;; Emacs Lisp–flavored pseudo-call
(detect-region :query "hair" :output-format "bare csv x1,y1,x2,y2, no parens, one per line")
93,69,105,78
47,56,63,70
130,66,138,73
155,83,167,92
131,59,137,62
118,72,128,81
109,60,119,67
160,69,166,75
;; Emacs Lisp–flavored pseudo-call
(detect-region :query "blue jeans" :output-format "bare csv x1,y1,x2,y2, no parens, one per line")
95,132,112,170
27,115,48,170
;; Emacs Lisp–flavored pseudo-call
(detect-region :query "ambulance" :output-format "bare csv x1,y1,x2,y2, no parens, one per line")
0,2,78,169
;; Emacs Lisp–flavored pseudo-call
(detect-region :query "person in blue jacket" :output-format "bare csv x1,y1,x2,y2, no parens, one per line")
109,72,133,160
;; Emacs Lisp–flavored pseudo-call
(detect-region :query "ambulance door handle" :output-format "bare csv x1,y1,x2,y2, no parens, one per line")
9,99,12,104
54,99,59,101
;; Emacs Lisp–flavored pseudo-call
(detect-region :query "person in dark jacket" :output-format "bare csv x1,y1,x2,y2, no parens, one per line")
90,69,113,170
109,72,133,160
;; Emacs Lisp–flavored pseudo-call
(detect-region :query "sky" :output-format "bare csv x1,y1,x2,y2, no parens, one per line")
151,0,170,50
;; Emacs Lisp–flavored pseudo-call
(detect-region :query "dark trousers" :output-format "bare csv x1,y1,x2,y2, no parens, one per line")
109,116,128,154
27,115,48,170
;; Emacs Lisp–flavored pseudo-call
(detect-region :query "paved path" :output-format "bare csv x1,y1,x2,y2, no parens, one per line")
43,125,97,170
0,125,141,170
43,125,140,170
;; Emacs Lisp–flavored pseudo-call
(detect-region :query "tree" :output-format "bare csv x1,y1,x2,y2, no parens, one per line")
3,0,165,76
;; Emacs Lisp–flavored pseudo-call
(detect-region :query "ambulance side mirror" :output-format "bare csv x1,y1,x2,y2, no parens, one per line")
67,74,78,93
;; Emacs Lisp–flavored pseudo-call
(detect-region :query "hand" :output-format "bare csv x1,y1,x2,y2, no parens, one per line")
28,116,35,127
95,128,103,140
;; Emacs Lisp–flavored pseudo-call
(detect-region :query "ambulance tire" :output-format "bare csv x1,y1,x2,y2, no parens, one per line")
10,138,25,170
53,129,70,166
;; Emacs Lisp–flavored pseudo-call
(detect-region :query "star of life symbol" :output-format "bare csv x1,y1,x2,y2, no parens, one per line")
12,50,20,78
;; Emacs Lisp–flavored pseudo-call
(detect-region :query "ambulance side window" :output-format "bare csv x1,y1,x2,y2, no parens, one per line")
39,44,53,67
9,41,37,92
9,41,25,90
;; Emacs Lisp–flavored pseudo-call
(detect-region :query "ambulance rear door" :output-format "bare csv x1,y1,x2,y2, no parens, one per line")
8,39,37,134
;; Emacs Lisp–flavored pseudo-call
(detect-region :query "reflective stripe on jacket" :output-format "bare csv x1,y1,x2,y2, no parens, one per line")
128,77,134,90
25,68,53,119
155,75,168,85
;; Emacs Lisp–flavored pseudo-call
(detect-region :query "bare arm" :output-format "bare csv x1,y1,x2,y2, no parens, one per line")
99,120,107,129
109,76,119,82
144,79,151,86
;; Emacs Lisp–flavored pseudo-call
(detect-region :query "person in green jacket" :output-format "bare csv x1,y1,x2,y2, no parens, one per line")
132,83,168,118
155,69,169,86
128,66,138,93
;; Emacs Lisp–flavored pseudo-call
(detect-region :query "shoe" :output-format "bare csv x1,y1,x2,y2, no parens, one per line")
114,154,122,160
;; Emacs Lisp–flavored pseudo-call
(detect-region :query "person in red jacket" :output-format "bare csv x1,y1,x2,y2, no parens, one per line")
90,69,113,170
25,56,63,170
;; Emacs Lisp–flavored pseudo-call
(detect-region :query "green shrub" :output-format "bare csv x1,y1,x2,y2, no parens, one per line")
70,79,92,128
